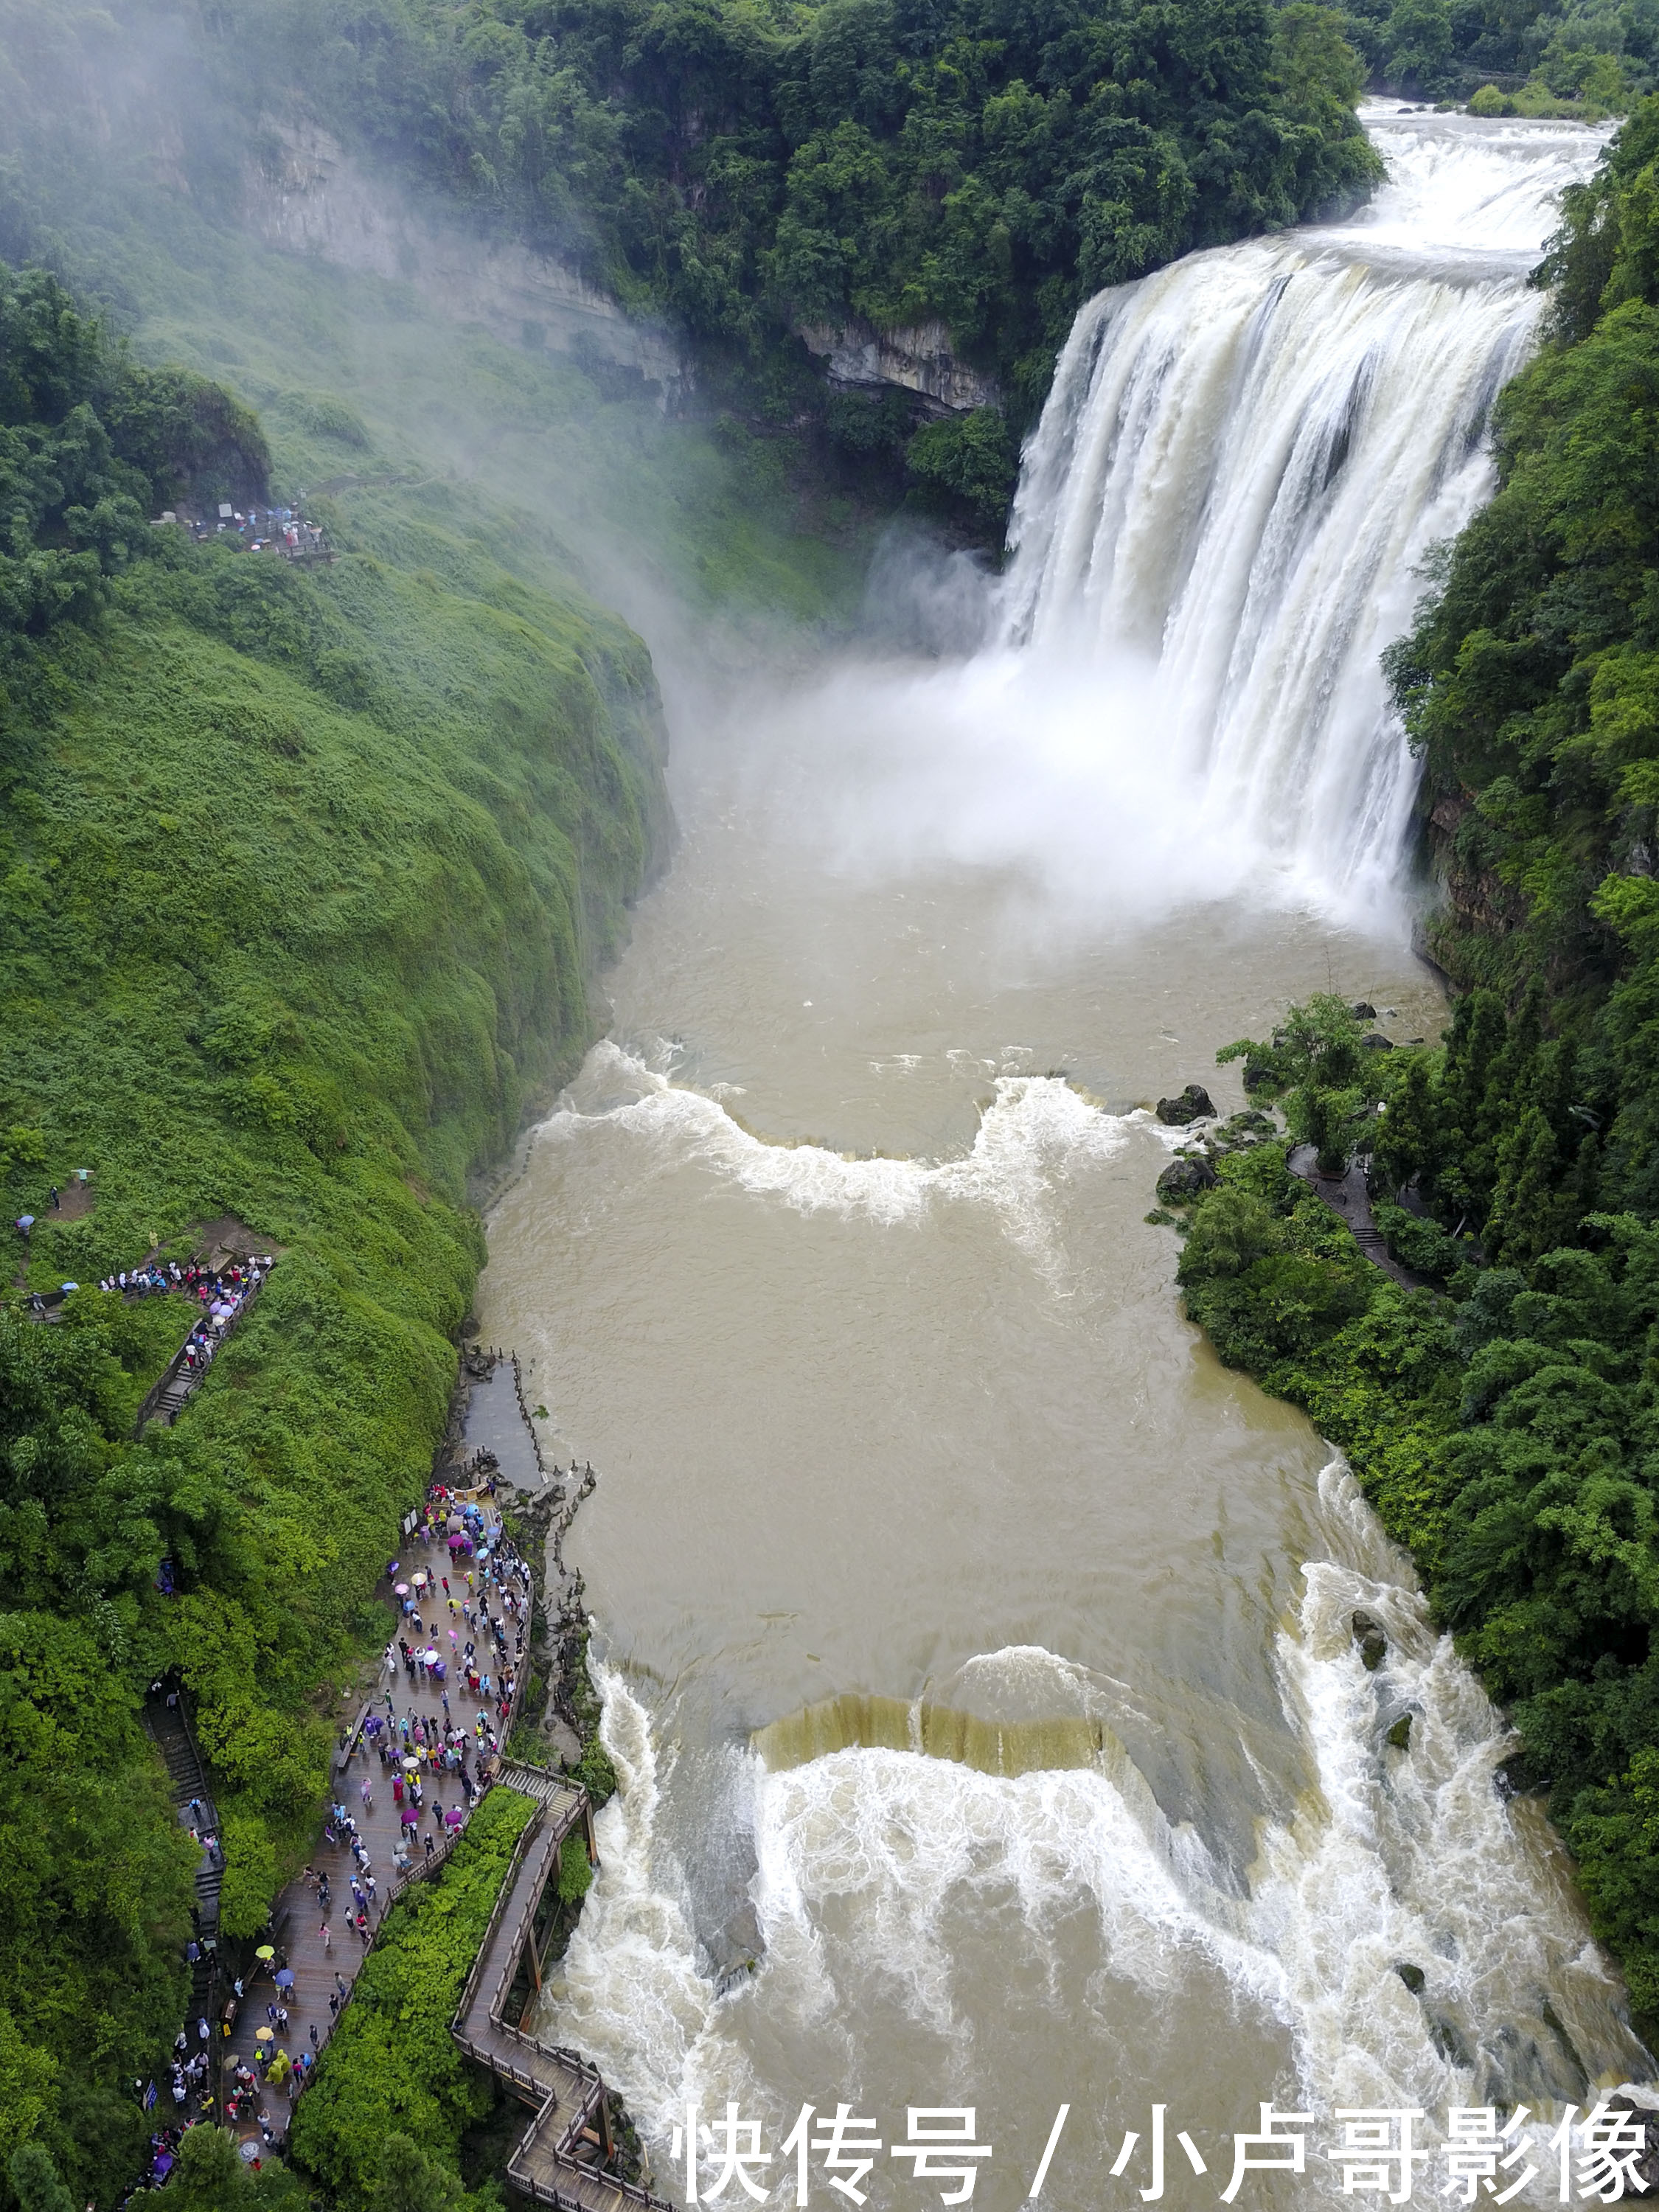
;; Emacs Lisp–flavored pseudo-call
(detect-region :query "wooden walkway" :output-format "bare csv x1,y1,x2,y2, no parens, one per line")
451,1765,673,2212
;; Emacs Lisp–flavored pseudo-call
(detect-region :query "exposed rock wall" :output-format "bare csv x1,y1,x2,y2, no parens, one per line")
243,122,690,403
797,314,1000,413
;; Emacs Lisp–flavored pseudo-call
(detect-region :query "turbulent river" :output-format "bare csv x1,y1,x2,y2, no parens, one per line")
477,111,1653,2205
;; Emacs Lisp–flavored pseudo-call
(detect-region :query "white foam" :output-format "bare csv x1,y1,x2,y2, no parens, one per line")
549,1492,1646,2197
992,112,1609,916
540,1040,1140,1273
549,1666,720,2118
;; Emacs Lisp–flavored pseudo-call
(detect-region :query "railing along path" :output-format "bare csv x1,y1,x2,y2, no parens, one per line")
449,1764,671,2212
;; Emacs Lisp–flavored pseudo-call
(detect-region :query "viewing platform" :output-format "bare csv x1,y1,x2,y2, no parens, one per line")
451,1762,674,2212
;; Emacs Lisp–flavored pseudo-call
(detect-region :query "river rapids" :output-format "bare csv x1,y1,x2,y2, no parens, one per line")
477,110,1652,2209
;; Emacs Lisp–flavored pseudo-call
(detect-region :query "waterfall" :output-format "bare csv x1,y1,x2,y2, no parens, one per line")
999,113,1609,902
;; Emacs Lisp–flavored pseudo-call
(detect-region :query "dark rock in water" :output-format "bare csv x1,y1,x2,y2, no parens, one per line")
1385,1713,1412,1750
1352,1610,1382,1638
1361,1032,1394,1051
1351,1611,1386,1670
1395,1961,1426,1995
1226,1108,1278,1137
1155,1083,1216,1125
1603,2098,1659,2192
1352,1001,1377,1020
1427,2010,1474,2069
1156,1156,1218,1203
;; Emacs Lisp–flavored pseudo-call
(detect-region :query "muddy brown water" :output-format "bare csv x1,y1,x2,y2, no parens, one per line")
476,652,1650,2209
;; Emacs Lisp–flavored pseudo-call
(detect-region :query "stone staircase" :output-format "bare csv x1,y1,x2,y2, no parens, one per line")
143,1689,223,2023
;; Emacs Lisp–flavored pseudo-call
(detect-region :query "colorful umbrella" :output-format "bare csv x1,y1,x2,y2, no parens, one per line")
254,2027,273,2043
403,1756,420,1772
254,1947,275,1961
394,1583,409,1596
274,1969,294,1988
412,1571,427,1588
423,1648,439,1665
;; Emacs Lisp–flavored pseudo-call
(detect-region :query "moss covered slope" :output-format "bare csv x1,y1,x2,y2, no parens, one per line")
0,270,666,2202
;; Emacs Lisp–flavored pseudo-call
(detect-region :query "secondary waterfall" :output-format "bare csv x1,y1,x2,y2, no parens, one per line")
481,106,1656,2212
999,112,1608,902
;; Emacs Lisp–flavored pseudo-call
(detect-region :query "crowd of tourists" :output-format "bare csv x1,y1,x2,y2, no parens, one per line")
111,1475,538,2202
166,504,332,560
100,1254,272,1306
212,1487,533,2157
102,1255,274,1383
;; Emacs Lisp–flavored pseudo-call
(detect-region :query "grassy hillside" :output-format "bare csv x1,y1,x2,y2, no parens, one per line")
0,0,878,608
0,257,670,2206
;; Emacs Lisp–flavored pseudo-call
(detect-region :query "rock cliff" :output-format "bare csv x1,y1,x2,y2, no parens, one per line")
243,122,690,403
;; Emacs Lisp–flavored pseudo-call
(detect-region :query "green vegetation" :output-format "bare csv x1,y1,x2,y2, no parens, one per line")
134,2124,309,2212
0,0,1382,547
1166,102,1659,2028
286,1785,536,2209
1353,0,1652,107
0,0,866,622
1174,994,1659,2028
0,265,265,650
0,260,665,2202
220,0,1377,442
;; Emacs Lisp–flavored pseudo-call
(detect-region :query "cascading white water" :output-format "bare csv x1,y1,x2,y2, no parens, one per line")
999,113,1609,900
487,110,1659,2211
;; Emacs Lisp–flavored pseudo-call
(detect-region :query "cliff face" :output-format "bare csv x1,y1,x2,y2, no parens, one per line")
796,314,1000,413
243,122,691,404
244,125,998,422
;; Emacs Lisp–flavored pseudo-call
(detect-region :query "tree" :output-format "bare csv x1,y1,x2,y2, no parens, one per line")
1383,0,1454,90
1218,994,1374,1170
169,2125,251,2211
1373,1052,1438,1194
367,2132,472,2212
7,2144,75,2212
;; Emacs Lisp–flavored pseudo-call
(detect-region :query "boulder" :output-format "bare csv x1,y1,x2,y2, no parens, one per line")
1352,1610,1386,1671
1385,1714,1412,1750
1352,1001,1377,1020
1155,1156,1218,1203
1602,2101,1659,2194
1394,1961,1425,1995
1155,1083,1216,1125
1361,1032,1394,1051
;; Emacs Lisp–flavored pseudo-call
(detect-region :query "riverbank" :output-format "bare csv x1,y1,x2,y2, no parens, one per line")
0,266,672,2207
1163,988,1659,2042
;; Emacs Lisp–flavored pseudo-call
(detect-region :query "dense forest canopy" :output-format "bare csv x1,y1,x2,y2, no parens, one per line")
218,0,1380,428
0,265,266,645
